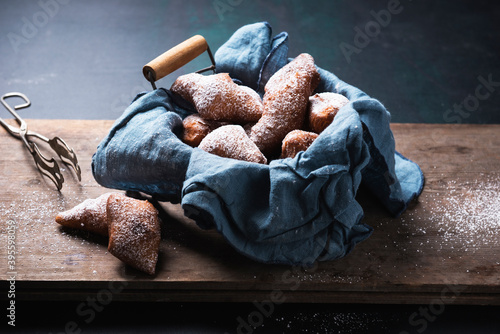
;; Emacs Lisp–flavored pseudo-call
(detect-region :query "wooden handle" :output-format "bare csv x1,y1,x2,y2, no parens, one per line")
143,35,208,83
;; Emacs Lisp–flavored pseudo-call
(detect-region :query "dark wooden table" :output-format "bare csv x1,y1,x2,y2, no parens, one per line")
1,120,499,306
1,1,499,332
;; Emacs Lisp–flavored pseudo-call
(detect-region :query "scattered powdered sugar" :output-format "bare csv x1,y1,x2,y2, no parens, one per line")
0,181,110,278
363,174,500,279
271,309,392,333
425,174,500,252
288,269,365,284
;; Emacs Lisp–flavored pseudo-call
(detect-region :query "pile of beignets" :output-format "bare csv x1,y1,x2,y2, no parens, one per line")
172,53,350,163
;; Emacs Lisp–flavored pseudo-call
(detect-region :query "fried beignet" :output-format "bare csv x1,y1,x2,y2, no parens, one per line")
182,113,228,147
171,73,263,123
55,193,161,275
281,130,319,159
107,194,161,275
55,192,114,236
249,53,320,156
198,125,267,164
308,92,349,133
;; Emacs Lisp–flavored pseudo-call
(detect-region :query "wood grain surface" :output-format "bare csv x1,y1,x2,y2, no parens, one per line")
1,120,499,304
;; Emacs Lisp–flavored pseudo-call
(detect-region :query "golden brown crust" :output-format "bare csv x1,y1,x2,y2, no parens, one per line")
55,192,114,236
249,53,320,157
198,125,267,164
281,130,319,159
107,194,161,275
307,92,349,133
171,73,263,123
182,113,228,147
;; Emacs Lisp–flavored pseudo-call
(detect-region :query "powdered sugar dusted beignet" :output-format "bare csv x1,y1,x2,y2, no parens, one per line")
249,53,320,156
107,194,161,275
55,192,115,236
171,73,263,123
308,92,349,133
198,125,267,164
281,130,319,159
182,113,228,147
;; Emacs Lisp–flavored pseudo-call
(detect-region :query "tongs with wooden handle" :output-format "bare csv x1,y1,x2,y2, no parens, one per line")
142,35,216,89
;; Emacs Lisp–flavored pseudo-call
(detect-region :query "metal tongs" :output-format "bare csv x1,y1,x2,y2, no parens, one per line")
0,92,81,190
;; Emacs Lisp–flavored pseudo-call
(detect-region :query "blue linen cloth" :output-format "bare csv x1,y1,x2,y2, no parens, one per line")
92,22,424,265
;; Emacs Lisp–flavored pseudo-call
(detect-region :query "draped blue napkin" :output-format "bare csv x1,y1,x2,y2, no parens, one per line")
92,22,424,265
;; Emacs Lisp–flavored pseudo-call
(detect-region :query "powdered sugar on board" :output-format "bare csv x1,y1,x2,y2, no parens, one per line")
271,309,394,334
365,173,500,281
0,180,111,279
426,174,500,252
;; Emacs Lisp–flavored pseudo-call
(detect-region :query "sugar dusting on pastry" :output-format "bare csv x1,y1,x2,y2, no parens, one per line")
55,192,114,236
175,54,326,163
171,73,263,124
107,194,161,275
308,92,349,133
198,125,267,164
54,192,162,275
249,53,320,156
182,113,229,147
281,130,319,159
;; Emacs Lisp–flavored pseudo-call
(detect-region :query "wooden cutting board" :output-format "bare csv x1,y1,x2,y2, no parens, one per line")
1,120,499,304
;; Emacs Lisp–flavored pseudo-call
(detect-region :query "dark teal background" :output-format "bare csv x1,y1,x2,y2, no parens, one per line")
1,0,499,123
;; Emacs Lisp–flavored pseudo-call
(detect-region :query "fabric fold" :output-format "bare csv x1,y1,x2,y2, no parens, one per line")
92,89,193,203
316,67,424,216
181,106,372,265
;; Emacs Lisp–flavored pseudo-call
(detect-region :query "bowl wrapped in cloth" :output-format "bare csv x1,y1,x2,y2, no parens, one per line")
92,22,424,266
